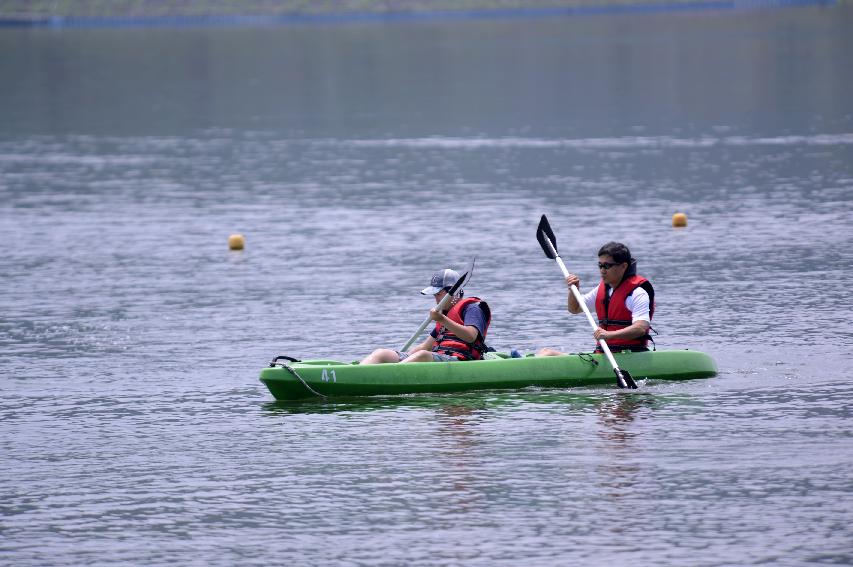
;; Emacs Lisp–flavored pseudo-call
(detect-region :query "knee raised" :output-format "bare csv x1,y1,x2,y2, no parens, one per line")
362,348,398,364
536,347,562,357
402,351,432,363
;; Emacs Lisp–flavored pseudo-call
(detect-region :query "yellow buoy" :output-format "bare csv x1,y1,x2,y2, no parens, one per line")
672,213,688,228
228,234,245,250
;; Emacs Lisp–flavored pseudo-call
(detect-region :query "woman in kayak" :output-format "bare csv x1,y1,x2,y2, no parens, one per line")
360,268,491,364
537,242,655,356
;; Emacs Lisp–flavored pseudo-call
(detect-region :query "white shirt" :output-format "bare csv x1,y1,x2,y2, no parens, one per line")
581,285,651,323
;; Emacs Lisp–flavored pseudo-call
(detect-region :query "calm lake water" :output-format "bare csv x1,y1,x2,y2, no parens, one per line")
2,5,853,565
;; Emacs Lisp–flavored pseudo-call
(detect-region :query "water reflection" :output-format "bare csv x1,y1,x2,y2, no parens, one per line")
260,388,672,510
259,388,684,415
260,389,588,415
433,403,489,514
596,393,658,430
594,393,658,496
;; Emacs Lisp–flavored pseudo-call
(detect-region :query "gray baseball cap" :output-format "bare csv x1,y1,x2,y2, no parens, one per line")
420,269,460,295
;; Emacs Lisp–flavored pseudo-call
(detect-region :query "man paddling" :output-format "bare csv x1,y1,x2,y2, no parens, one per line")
360,268,491,364
537,242,655,356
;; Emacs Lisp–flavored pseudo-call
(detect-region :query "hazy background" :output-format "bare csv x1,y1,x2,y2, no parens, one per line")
2,4,852,565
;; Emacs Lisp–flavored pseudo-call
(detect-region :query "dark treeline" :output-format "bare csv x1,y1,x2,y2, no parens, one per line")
1,0,737,20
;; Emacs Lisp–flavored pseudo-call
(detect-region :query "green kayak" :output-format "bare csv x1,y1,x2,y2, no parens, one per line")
259,349,717,401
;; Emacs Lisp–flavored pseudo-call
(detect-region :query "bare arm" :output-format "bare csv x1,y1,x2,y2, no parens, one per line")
429,309,479,343
594,320,650,341
409,335,436,353
565,274,583,314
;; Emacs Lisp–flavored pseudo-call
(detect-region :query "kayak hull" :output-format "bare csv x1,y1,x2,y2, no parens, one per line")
259,349,717,401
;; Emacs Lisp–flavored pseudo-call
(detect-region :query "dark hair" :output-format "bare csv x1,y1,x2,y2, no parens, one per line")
598,242,632,264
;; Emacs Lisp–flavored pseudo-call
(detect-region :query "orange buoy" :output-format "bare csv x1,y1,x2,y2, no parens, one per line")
228,234,245,250
672,213,688,228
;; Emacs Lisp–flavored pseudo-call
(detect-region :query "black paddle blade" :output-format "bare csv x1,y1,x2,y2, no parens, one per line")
537,214,558,259
447,271,468,296
614,368,638,389
449,257,476,296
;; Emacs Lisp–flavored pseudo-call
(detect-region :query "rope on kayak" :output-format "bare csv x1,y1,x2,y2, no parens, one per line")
283,364,327,399
578,352,599,366
270,355,327,399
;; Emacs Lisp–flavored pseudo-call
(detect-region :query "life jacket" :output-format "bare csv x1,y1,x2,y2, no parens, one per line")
594,275,655,352
433,297,491,361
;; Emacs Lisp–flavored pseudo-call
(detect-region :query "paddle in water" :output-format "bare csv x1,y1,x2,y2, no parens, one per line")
400,258,475,352
536,215,638,389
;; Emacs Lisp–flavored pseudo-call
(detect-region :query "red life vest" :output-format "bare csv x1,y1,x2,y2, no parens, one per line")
594,275,655,351
433,297,491,360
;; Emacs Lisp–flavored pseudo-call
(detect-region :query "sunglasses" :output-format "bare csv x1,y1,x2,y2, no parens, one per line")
598,261,622,270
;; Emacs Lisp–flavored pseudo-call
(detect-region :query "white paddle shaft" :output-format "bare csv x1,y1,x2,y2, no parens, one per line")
553,255,624,373
400,293,453,352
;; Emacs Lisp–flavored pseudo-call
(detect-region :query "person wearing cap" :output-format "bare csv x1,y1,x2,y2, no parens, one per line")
537,242,655,356
360,268,491,364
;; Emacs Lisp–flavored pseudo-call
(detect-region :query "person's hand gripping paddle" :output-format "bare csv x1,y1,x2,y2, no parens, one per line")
400,259,475,352
536,215,638,389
